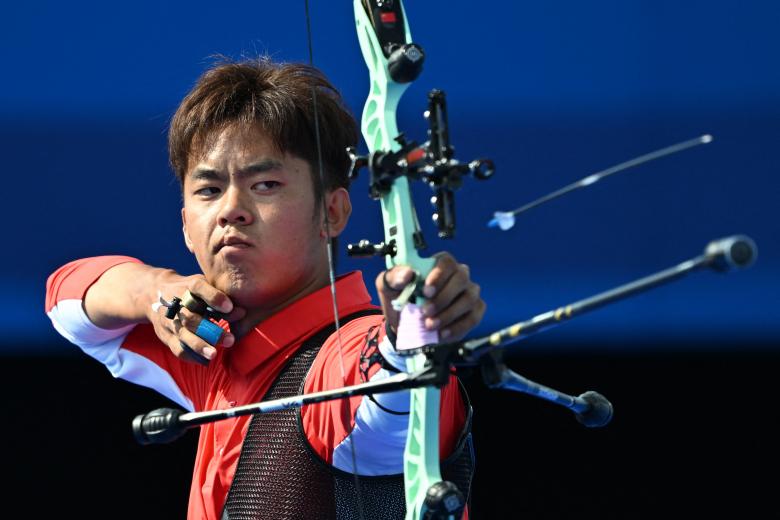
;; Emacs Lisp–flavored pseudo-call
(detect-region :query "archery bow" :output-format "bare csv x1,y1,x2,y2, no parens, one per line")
349,1,446,516
344,2,493,518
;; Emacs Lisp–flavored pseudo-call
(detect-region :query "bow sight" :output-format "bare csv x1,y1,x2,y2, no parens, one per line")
347,89,495,257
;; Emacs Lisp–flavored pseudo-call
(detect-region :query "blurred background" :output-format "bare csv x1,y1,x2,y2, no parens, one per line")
2,1,777,518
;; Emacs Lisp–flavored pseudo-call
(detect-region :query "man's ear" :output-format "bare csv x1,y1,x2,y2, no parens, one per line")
181,207,195,253
321,188,352,238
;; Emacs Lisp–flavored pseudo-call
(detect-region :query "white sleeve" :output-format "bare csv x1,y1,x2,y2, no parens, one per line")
47,298,194,411
332,334,410,475
332,304,435,475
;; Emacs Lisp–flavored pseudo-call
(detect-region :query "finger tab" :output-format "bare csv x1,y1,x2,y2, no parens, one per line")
195,319,224,346
182,291,208,315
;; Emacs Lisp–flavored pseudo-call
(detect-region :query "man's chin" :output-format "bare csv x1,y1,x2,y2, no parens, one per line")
210,273,263,308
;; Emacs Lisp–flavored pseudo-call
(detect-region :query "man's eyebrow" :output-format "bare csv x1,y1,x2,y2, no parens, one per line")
190,167,222,181
243,159,284,174
189,159,284,181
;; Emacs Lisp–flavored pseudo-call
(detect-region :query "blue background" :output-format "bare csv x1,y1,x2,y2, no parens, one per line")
3,3,779,518
3,0,778,352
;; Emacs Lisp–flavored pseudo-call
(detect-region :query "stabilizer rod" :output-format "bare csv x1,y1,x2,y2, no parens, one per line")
460,234,757,358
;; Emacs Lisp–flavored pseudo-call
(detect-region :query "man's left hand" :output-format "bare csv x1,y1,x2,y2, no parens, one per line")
376,253,486,341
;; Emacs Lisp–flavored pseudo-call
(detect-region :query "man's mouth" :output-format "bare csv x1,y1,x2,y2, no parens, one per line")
215,235,253,253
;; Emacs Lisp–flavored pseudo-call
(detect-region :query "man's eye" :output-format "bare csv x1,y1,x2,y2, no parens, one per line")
254,181,281,191
194,187,220,197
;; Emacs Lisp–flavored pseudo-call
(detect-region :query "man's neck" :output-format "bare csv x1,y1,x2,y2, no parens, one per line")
227,272,331,340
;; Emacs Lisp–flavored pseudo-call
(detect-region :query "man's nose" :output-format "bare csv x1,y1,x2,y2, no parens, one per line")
218,186,254,226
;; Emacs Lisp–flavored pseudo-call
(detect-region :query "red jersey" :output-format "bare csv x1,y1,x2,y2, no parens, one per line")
46,256,467,519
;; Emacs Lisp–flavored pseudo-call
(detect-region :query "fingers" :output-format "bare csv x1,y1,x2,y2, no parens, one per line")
375,254,485,341
421,254,484,341
422,253,464,299
174,325,217,363
177,307,233,347
378,265,416,293
148,272,246,365
179,342,210,366
188,278,234,314
151,303,234,364
426,284,485,340
152,276,234,322
423,261,468,311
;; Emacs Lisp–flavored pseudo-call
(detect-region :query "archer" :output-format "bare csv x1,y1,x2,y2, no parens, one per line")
45,58,485,520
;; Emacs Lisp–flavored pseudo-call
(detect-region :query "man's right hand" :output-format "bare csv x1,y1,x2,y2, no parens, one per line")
83,263,245,364
149,272,246,363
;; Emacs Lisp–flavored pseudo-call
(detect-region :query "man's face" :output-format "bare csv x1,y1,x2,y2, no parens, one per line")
181,124,337,311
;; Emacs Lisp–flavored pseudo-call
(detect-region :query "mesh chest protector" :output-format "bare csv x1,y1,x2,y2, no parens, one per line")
222,310,474,520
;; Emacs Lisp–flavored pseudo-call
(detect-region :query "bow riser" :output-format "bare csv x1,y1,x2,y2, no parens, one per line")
354,1,435,275
354,2,445,519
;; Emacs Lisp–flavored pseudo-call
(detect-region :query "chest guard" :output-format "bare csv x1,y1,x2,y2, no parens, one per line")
222,311,474,519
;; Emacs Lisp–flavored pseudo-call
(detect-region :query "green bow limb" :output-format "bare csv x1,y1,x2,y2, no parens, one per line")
353,2,449,519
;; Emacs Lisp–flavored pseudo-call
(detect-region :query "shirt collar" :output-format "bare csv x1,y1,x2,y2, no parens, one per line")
228,271,376,375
